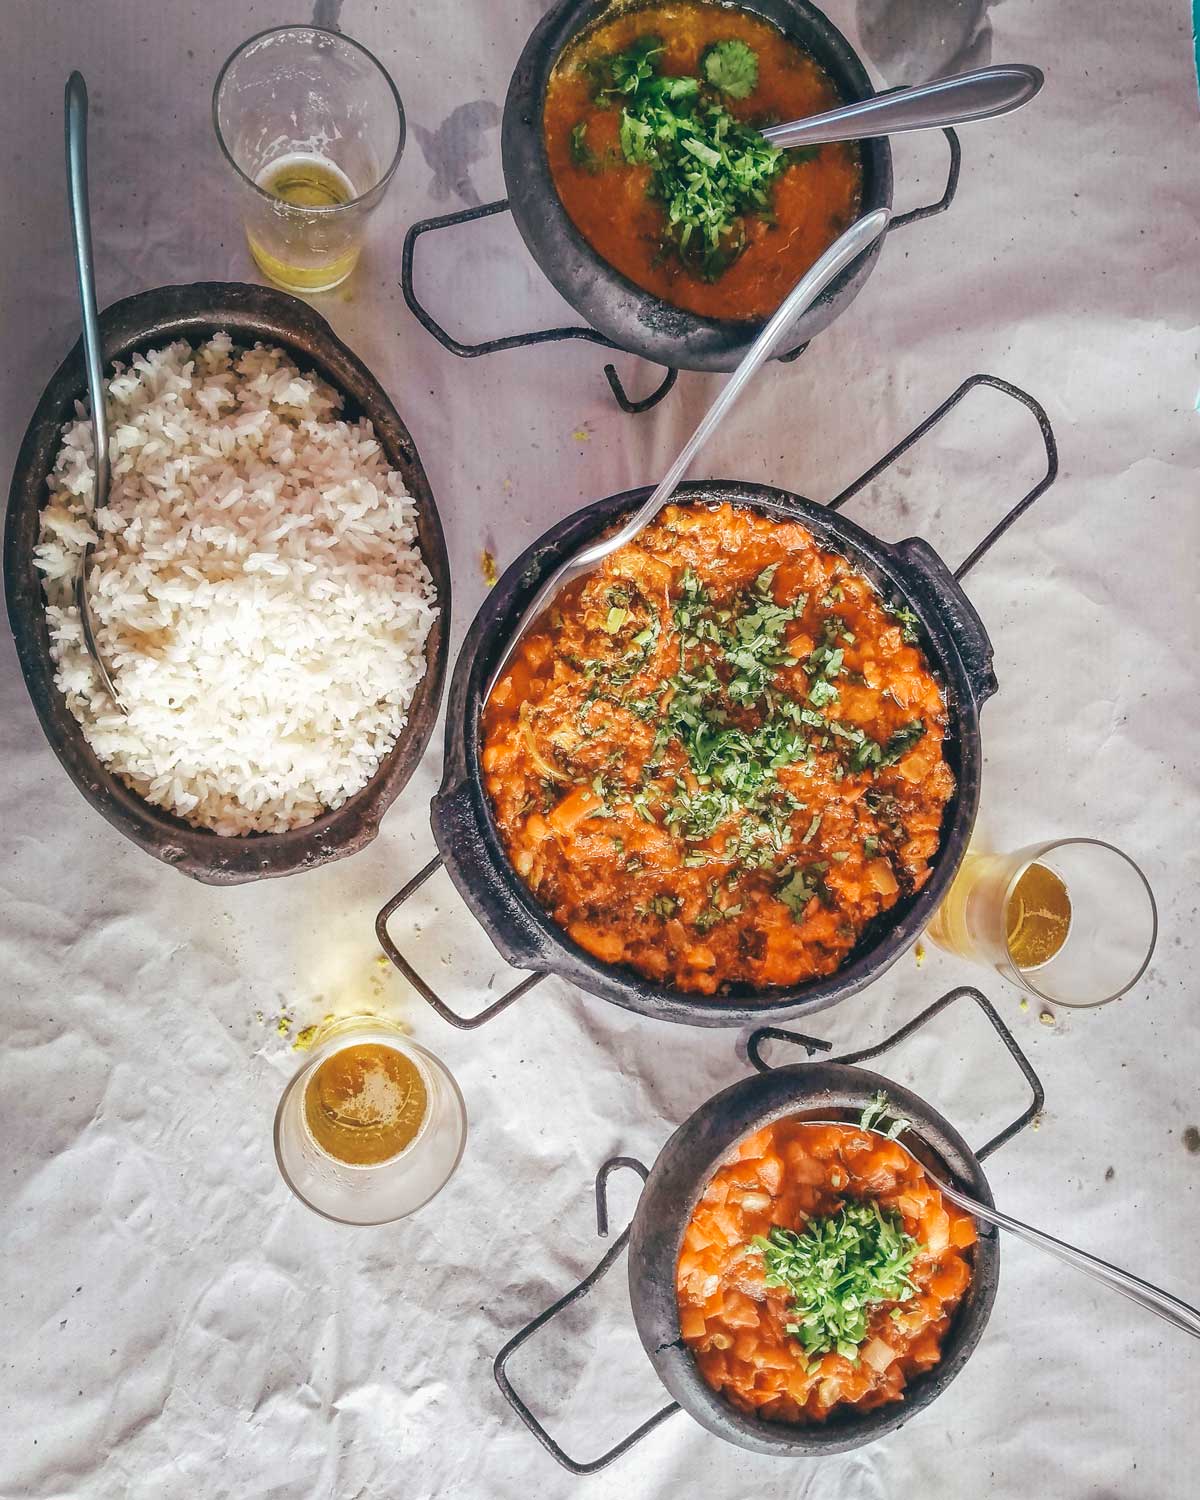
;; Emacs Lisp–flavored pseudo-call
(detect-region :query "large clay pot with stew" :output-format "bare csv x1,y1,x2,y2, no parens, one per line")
376,380,1057,1031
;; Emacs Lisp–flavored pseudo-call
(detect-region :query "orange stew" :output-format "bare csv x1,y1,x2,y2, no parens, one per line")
677,1120,977,1423
543,2,862,321
482,503,953,996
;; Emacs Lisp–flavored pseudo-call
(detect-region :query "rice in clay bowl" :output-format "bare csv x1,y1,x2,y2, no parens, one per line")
5,282,451,884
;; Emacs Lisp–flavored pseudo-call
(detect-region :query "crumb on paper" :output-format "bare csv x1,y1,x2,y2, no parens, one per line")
481,549,498,587
914,940,925,967
1038,1009,1055,1027
293,1024,320,1051
1019,997,1029,1013
572,425,591,442
502,477,513,493
376,954,390,969
1032,1113,1042,1131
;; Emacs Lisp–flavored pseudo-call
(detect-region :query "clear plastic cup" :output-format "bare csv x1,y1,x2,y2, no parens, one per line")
274,1018,466,1224
926,838,1157,1008
213,26,405,292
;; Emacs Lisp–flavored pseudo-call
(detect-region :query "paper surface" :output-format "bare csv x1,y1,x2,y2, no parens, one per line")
1,2,1198,1497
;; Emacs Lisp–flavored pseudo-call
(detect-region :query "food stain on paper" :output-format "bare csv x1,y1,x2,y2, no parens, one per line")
411,101,502,207
256,954,405,1049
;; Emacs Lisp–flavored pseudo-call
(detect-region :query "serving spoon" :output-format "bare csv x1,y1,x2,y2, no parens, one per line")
760,64,1043,151
65,72,125,712
831,1121,1200,1342
486,205,891,697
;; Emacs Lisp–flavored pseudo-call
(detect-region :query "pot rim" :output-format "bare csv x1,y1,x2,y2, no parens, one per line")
4,280,450,885
435,479,993,1026
626,1061,999,1455
502,0,894,372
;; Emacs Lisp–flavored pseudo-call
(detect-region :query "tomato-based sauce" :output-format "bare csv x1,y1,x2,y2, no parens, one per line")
677,1120,977,1423
482,503,954,996
543,2,863,321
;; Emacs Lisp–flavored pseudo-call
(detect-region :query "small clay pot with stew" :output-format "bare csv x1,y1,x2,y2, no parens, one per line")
627,1062,999,1454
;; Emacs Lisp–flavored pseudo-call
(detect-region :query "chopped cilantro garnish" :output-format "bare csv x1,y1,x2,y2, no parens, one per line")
595,38,786,278
807,677,839,709
751,1202,921,1365
569,120,601,173
635,892,678,919
887,602,922,645
701,39,759,99
859,1090,910,1140
776,864,826,916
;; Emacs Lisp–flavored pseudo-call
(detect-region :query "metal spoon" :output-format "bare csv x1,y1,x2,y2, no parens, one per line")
486,206,890,697
836,1122,1200,1342
761,64,1043,151
65,72,125,712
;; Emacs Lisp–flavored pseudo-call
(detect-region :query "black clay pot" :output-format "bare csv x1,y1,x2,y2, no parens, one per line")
502,0,893,372
625,1062,999,1454
430,479,995,1028
5,282,450,885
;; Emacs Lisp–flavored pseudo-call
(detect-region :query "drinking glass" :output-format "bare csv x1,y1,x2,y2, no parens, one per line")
213,26,405,293
274,1017,466,1224
925,838,1157,1008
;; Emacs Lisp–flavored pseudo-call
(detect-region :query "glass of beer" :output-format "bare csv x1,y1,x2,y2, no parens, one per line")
274,1016,466,1224
926,838,1157,1008
213,26,405,293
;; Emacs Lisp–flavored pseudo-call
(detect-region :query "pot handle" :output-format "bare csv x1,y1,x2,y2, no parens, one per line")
375,854,547,1030
892,535,998,707
747,985,1045,1161
400,198,677,414
889,126,962,231
493,1157,681,1474
828,373,1059,580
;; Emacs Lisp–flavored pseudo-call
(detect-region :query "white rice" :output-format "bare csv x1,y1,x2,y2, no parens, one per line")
34,333,438,836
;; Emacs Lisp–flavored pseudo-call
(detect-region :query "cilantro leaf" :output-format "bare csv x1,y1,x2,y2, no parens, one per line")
569,121,600,173
702,39,760,100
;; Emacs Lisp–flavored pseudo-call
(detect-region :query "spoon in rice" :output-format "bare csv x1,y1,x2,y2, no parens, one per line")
65,72,125,712
812,1117,1200,1341
486,206,891,697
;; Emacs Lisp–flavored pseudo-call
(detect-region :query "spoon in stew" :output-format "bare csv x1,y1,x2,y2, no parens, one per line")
486,205,890,697
760,64,1043,152
65,72,125,712
827,1120,1200,1342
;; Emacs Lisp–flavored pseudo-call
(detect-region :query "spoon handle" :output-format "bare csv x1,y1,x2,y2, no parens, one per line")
761,65,1043,151
606,207,890,554
65,71,109,515
484,208,889,698
939,1179,1200,1341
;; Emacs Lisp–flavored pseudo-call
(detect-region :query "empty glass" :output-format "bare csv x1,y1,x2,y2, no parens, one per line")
926,838,1157,1008
274,1017,466,1224
213,26,405,293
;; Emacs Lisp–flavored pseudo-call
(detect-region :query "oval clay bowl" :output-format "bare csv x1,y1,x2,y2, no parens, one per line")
5,282,451,885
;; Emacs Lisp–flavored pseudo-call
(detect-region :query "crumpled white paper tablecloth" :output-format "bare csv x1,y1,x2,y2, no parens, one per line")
1,2,1198,1497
